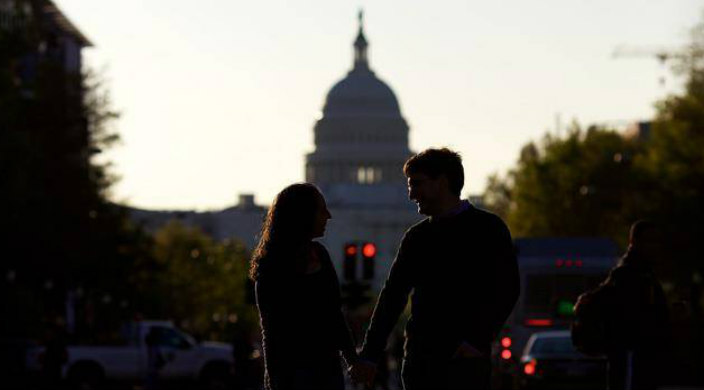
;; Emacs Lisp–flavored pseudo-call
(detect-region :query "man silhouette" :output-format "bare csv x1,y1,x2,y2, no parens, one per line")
589,220,671,390
350,148,520,389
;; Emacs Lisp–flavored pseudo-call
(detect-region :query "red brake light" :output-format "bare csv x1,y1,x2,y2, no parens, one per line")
525,318,553,327
501,349,512,360
524,360,537,375
555,259,564,267
501,337,512,348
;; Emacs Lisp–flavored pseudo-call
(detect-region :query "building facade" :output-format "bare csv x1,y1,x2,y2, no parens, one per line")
1,0,91,84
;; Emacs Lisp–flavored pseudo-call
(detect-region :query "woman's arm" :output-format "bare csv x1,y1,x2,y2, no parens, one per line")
360,232,416,363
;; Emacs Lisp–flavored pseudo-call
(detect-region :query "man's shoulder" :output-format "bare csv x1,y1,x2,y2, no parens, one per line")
610,261,655,284
405,217,431,235
460,204,509,229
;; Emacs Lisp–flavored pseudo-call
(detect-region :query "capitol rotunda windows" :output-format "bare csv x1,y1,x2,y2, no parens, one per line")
357,166,382,184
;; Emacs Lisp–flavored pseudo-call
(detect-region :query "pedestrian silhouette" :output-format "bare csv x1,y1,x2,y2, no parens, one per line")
574,220,671,390
250,183,358,390
350,148,520,390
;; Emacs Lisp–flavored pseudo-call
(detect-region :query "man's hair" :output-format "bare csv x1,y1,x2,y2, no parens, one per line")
629,219,658,244
403,148,464,196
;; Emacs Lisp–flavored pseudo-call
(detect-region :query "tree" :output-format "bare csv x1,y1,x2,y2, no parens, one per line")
0,1,138,338
131,221,256,340
484,125,641,244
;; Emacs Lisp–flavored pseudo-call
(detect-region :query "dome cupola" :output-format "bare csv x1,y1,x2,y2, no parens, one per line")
322,11,402,118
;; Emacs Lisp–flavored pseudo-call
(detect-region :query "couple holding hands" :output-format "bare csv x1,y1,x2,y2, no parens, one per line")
250,148,520,390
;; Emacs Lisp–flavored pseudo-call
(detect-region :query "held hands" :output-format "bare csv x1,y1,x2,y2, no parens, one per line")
452,341,484,359
348,359,377,389
348,343,481,388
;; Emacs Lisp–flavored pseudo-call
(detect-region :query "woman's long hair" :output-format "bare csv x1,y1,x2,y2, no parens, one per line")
249,183,322,281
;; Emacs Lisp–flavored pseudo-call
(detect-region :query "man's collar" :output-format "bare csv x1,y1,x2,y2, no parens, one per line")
430,200,471,222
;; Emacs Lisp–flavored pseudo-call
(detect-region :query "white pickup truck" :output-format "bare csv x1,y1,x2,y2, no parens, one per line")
26,320,235,390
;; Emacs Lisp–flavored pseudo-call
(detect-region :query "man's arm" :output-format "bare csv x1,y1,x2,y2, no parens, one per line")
488,217,520,340
319,244,358,365
360,231,416,363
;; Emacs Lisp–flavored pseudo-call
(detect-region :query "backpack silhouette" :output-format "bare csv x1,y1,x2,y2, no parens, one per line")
571,283,614,356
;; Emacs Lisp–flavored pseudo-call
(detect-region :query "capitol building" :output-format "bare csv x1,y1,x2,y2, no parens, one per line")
132,15,423,289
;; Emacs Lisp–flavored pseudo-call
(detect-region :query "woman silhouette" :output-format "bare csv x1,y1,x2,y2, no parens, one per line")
250,183,357,390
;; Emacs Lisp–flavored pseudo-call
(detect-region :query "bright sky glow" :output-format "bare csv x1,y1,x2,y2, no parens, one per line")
55,0,702,210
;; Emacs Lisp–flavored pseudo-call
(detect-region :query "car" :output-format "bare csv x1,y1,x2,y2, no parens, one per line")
25,321,234,390
518,330,607,390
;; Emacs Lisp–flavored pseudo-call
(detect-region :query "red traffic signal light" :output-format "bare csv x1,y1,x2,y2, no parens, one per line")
345,244,358,257
344,243,358,281
362,242,376,280
362,243,376,258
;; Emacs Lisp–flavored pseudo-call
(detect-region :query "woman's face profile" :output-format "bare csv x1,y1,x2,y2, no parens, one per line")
311,193,332,238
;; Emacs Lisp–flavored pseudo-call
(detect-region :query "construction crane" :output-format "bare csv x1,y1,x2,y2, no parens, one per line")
612,45,685,86
612,45,684,63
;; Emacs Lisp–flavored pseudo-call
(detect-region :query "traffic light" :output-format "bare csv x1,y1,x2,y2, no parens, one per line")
362,242,376,280
343,243,357,281
341,242,374,309
556,299,575,317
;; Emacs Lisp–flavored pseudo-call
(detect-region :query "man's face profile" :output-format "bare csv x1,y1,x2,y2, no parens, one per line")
407,172,445,216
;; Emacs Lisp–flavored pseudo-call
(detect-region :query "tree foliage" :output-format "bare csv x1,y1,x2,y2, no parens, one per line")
131,221,255,340
0,1,138,337
492,126,641,242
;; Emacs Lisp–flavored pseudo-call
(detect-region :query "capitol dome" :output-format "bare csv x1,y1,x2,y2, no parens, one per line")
323,68,402,117
306,11,413,201
322,15,402,118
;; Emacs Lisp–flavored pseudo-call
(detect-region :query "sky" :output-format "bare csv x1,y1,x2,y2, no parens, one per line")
55,0,702,211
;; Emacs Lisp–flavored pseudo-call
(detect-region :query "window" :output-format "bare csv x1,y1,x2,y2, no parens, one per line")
531,336,578,355
150,327,193,349
357,166,382,184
